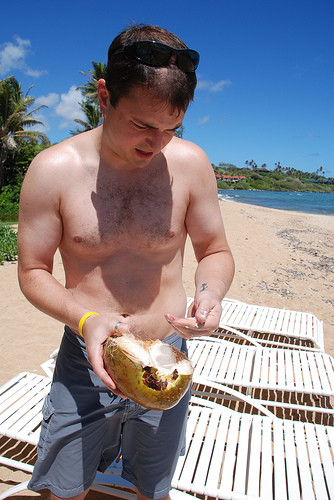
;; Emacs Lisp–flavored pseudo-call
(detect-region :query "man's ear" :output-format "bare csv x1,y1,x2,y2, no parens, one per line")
98,79,110,116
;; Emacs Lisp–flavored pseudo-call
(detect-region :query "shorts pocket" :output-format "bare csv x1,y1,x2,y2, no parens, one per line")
39,395,55,460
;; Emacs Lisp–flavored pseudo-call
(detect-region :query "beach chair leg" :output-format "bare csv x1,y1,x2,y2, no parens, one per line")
0,481,30,500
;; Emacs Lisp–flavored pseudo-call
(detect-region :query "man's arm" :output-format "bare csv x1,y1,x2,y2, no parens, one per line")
165,145,235,337
17,149,127,393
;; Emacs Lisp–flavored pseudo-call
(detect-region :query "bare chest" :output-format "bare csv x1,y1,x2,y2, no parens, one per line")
61,168,186,253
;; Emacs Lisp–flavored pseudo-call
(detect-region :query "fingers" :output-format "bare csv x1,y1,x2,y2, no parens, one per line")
165,313,214,339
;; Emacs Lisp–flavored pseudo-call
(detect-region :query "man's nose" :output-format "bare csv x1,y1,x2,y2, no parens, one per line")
146,130,164,153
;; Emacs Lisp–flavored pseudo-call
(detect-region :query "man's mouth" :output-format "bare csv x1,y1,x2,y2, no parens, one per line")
135,148,154,158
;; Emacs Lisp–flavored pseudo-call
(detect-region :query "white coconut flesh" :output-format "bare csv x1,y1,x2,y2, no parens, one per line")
114,334,193,377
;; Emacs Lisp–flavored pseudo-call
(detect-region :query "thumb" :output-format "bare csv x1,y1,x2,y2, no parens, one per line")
195,302,209,325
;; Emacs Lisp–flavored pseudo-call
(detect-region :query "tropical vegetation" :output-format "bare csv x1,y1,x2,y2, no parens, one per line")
70,61,106,135
213,161,334,193
0,224,17,264
0,76,49,192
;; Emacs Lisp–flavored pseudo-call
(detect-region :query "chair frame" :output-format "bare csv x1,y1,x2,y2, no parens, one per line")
187,336,334,415
187,297,325,351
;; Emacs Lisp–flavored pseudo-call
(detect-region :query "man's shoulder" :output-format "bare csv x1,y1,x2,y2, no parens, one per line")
32,129,99,171
166,137,211,169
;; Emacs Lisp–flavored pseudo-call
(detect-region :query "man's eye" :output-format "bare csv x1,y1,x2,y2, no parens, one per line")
133,122,146,130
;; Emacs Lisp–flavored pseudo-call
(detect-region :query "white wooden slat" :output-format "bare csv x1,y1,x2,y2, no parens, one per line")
217,343,237,383
202,342,222,380
307,352,323,394
314,425,334,498
245,416,262,499
240,346,256,385
190,342,209,376
282,420,301,499
0,380,49,431
262,308,275,332
287,311,297,336
232,413,252,497
301,312,308,339
250,346,262,387
242,305,258,330
190,410,221,494
251,306,267,331
304,423,330,500
276,348,286,390
228,303,247,326
272,418,288,500
177,408,212,491
268,349,278,388
281,310,292,336
259,417,274,500
291,349,304,390
298,350,313,392
259,348,270,388
226,345,243,385
220,301,237,325
209,342,228,380
273,308,285,334
0,374,43,413
0,373,30,397
218,411,241,496
217,296,325,350
314,352,332,395
322,354,334,392
9,398,45,436
172,404,201,484
294,422,315,500
233,345,249,386
205,410,231,498
282,349,295,392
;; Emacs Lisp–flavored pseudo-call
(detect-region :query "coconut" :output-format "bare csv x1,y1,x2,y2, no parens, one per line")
103,333,193,410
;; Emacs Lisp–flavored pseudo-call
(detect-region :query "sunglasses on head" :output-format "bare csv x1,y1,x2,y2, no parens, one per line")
111,40,200,72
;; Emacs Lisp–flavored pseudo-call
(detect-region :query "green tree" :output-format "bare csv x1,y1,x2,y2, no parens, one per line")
77,61,106,105
70,101,102,135
72,61,106,135
0,76,49,191
174,125,184,138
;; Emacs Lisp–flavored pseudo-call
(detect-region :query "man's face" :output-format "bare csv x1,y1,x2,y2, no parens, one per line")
100,84,185,169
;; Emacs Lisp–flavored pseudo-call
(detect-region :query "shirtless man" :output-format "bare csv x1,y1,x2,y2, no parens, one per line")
18,25,234,500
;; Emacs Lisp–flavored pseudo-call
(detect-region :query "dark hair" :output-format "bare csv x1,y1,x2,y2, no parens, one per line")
104,24,197,112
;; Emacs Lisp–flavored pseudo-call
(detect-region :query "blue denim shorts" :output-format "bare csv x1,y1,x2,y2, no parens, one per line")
28,327,190,499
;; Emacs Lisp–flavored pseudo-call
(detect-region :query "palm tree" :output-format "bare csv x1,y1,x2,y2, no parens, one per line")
0,76,49,191
70,101,102,135
73,61,106,135
77,61,106,105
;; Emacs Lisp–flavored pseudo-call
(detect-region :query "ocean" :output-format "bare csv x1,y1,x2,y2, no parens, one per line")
218,190,334,216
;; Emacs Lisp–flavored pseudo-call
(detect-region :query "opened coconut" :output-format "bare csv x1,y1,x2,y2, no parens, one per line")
103,333,193,410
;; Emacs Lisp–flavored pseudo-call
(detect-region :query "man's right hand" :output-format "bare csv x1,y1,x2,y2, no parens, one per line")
81,314,130,397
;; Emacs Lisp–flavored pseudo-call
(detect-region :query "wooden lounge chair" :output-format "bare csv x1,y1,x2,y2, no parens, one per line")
1,369,334,499
91,382,334,500
187,336,334,416
187,297,325,351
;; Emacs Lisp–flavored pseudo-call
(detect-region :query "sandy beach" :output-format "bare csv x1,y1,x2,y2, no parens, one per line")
1,199,333,497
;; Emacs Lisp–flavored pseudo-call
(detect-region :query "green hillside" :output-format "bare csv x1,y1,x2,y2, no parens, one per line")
213,162,334,193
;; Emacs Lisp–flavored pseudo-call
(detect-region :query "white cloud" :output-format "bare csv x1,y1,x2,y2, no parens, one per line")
35,92,60,108
0,36,46,77
196,115,211,125
197,78,231,92
55,86,85,129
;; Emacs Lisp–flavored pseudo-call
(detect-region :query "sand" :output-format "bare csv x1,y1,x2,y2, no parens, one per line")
1,199,333,497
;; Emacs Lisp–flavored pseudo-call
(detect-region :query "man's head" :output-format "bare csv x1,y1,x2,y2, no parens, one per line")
104,24,198,113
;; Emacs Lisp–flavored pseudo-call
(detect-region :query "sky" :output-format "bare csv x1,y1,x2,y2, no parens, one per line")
1,0,333,177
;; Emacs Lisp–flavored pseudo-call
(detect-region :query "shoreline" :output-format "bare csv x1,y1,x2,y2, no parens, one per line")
218,190,334,216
